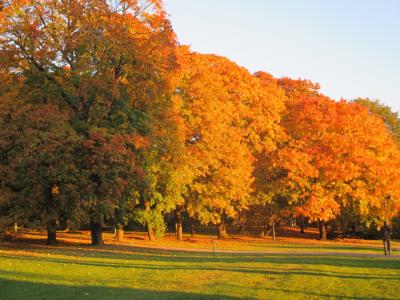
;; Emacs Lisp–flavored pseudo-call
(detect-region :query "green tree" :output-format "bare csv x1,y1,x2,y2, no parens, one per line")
354,98,400,145
0,0,177,244
0,87,80,244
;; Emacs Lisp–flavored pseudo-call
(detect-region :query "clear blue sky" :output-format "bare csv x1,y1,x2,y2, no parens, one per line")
165,0,400,112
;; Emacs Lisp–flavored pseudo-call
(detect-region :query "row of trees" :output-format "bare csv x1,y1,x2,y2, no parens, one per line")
1,0,399,245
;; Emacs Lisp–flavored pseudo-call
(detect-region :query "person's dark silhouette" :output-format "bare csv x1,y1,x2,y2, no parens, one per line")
380,221,392,255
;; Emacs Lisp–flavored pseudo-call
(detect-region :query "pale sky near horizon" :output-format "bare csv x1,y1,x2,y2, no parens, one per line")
165,0,400,112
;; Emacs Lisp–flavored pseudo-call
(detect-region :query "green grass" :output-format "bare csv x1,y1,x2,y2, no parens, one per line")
109,233,400,256
0,243,399,299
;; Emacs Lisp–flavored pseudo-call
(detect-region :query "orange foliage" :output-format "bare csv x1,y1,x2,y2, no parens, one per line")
272,90,400,223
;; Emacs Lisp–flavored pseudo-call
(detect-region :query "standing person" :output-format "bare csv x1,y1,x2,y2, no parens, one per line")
380,221,392,255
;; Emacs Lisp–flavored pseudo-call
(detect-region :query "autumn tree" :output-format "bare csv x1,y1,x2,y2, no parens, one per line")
0,0,177,244
248,72,287,238
0,78,80,244
173,48,286,239
353,98,400,228
268,87,400,239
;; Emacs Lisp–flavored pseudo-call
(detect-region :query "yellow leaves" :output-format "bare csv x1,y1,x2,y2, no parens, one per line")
297,185,340,222
175,49,284,224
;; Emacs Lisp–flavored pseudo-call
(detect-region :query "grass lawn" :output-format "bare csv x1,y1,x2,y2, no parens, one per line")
0,231,400,299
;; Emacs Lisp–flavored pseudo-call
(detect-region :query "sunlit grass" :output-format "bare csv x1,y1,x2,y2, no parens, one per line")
1,231,399,299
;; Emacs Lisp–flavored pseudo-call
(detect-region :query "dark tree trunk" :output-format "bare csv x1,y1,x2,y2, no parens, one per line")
352,223,356,233
319,220,327,240
300,217,305,234
47,221,57,245
190,218,196,238
115,224,124,242
217,220,228,239
45,185,57,245
175,209,183,241
239,224,247,234
90,221,103,245
144,200,156,241
328,224,336,240
260,224,268,237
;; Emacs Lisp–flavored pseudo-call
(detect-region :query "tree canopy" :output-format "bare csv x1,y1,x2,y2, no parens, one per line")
1,1,399,243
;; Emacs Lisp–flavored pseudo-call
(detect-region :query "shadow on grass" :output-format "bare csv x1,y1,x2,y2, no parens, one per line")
0,276,391,300
1,251,400,282
0,278,240,300
209,282,386,300
3,242,399,270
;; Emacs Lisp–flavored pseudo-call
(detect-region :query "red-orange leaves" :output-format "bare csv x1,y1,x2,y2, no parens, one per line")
273,91,400,224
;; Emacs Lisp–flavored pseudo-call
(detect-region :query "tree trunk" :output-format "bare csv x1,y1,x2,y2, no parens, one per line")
190,218,196,238
144,200,156,241
47,221,57,245
115,224,124,242
239,224,247,234
272,219,276,241
45,185,57,245
260,221,270,237
64,220,72,233
217,221,228,239
300,217,306,234
319,220,327,240
328,224,335,240
147,222,155,241
321,223,327,240
175,209,183,241
90,221,103,245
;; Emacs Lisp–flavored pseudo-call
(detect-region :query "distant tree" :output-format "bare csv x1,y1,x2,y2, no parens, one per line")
354,98,400,145
269,92,400,239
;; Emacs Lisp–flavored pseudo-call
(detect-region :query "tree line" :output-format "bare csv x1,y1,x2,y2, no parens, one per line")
1,0,399,245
